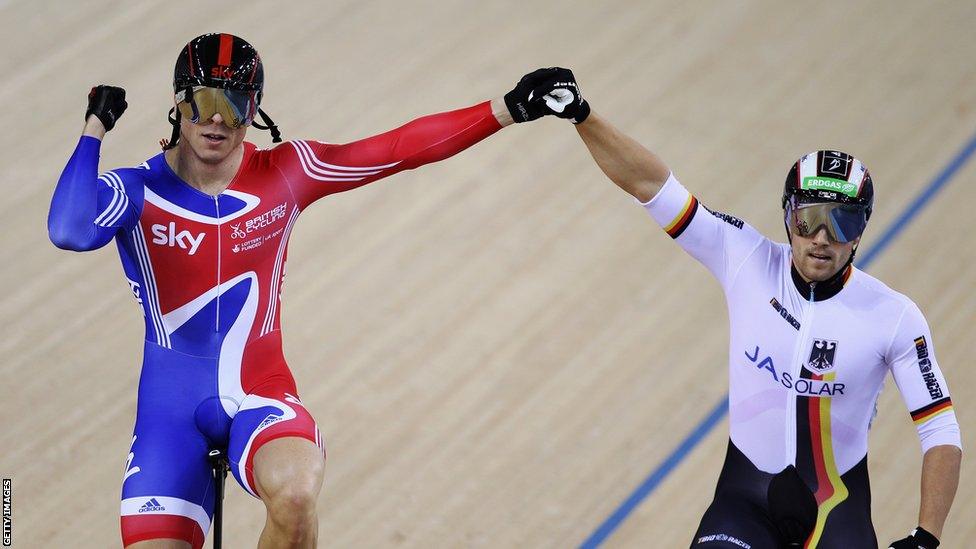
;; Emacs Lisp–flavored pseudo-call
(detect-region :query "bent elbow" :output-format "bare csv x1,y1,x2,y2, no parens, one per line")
48,229,84,251
48,223,99,251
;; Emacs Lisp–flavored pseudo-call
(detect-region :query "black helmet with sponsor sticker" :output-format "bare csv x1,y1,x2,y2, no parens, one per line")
164,33,281,149
782,150,874,244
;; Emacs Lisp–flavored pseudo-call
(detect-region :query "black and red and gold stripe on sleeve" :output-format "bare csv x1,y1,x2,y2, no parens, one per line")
663,194,699,239
911,397,954,426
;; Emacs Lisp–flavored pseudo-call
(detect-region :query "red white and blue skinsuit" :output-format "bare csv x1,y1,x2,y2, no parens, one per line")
48,101,501,547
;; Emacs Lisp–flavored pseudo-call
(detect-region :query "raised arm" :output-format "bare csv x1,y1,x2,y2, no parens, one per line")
507,68,669,202
574,111,670,202
528,68,769,290
279,69,579,208
331,97,514,166
48,86,133,251
281,100,507,207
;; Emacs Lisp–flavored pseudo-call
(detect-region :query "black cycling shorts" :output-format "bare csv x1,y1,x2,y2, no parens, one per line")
690,440,877,548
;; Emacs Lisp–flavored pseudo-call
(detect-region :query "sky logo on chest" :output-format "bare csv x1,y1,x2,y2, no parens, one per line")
744,339,845,397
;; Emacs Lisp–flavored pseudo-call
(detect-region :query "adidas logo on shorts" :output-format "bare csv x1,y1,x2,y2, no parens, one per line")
138,498,166,513
258,413,284,430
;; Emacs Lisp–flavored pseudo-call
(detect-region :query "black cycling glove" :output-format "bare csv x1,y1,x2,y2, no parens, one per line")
888,526,939,549
504,67,590,124
86,85,128,131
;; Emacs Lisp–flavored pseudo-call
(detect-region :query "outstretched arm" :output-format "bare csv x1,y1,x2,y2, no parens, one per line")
284,99,508,207
574,111,670,202
535,68,769,290
281,68,574,208
326,97,511,175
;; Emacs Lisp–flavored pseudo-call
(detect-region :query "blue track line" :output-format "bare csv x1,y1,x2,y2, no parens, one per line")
857,130,976,268
579,130,976,549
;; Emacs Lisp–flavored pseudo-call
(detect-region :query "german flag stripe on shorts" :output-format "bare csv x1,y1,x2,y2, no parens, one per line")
911,397,953,425
664,194,699,239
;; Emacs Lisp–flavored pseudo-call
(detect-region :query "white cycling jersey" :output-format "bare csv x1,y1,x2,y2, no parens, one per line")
641,173,961,482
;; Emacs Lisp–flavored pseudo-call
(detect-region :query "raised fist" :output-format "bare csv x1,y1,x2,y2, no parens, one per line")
504,67,590,124
85,85,128,131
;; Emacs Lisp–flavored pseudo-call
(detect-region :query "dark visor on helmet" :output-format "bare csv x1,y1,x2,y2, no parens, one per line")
175,86,258,129
786,201,868,243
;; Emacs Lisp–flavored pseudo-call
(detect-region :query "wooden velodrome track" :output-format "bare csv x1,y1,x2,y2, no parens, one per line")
1,0,974,546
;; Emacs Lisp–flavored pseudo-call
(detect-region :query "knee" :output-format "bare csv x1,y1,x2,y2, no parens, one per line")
266,486,318,542
252,437,325,541
264,469,323,541
269,481,318,515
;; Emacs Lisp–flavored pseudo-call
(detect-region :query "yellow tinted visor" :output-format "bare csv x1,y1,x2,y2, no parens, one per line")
176,86,258,128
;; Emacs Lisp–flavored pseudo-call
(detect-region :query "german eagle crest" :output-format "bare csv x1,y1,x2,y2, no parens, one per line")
806,339,838,373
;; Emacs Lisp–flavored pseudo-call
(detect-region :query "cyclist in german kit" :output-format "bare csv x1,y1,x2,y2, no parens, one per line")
523,69,962,548
48,33,572,548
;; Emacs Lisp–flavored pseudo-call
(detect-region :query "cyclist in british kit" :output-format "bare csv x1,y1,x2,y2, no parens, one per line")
521,68,962,548
48,33,575,549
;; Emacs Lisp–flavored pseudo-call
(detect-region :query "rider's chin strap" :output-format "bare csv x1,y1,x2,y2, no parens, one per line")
846,241,859,268
164,107,181,150
252,108,282,143
783,207,794,245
